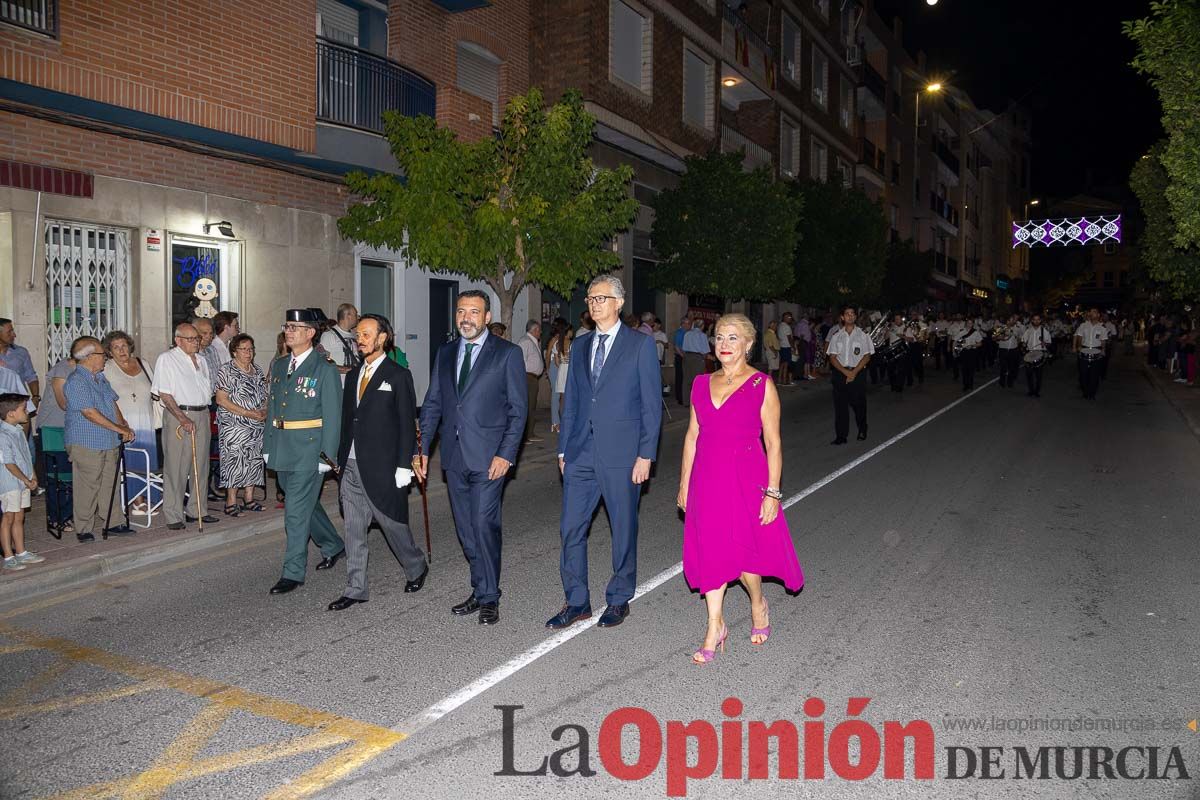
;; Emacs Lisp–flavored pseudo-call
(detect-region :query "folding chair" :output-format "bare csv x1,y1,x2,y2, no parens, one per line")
41,427,73,540
121,446,164,529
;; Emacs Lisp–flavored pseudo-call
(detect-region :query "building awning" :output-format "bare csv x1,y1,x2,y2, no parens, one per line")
593,122,687,174
430,0,491,10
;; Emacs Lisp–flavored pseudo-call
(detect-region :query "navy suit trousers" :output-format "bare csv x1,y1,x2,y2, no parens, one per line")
445,439,505,604
559,432,641,608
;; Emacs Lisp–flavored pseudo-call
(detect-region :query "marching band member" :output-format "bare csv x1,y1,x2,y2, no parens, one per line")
931,312,949,370
946,314,965,380
1021,313,1052,398
826,306,874,445
906,314,925,387
955,321,983,392
1074,307,1109,400
996,314,1024,389
887,313,907,393
978,312,997,369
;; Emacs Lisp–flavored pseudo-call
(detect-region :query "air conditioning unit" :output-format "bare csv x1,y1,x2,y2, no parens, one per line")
813,87,826,106
845,44,861,65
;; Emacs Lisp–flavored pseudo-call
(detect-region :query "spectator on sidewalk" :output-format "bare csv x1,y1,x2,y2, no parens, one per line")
672,317,689,406
38,355,75,533
681,319,709,404
102,331,160,515
519,320,545,444
152,324,216,530
215,334,268,517
652,318,669,365
192,317,222,399
0,318,39,412
64,337,134,543
320,303,361,375
637,312,655,337
211,311,240,366
1,393,44,571
777,313,794,386
764,321,781,379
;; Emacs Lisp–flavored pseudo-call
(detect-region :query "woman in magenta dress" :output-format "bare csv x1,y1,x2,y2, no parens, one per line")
678,313,804,664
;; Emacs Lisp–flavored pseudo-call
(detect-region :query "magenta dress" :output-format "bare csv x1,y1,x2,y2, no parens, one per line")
682,373,805,595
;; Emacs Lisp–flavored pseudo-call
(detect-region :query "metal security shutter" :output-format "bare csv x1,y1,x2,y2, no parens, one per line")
44,220,130,368
456,42,500,126
317,0,359,44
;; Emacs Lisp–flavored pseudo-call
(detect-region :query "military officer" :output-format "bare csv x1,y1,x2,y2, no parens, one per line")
262,309,345,594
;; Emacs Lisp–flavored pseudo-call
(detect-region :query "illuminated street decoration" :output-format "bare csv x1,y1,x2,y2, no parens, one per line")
1012,214,1121,248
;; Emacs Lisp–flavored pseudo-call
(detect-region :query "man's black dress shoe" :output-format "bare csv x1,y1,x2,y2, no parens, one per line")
598,603,630,628
186,515,219,524
546,604,592,629
165,522,186,531
831,438,847,445
76,532,95,542
404,564,429,593
328,595,367,611
478,603,500,625
452,595,480,616
315,549,344,571
856,426,868,441
269,578,302,594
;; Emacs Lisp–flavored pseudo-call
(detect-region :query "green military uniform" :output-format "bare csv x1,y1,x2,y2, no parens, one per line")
263,345,344,582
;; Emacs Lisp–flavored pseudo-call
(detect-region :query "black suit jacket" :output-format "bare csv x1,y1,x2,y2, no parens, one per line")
337,356,417,524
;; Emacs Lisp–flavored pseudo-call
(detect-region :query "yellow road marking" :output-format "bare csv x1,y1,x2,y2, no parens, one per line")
264,738,404,800
0,681,158,721
119,702,235,800
1,656,72,706
0,642,36,654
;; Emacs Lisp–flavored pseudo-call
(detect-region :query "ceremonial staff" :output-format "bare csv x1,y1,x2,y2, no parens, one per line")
416,422,432,562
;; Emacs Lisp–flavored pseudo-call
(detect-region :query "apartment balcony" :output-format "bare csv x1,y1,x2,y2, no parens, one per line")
721,124,773,172
316,37,436,134
858,139,886,187
1,0,56,37
931,136,960,176
855,61,886,122
930,192,959,229
721,1,776,90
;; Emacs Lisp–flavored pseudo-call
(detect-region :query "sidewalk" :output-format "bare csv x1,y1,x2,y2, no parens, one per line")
1141,357,1200,440
0,399,702,606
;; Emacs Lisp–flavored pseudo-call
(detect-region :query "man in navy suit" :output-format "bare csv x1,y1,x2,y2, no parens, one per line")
546,274,663,630
415,290,527,626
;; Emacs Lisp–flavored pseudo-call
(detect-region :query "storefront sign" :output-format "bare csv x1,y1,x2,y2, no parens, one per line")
970,287,990,300
146,229,162,251
995,278,1009,290
171,240,221,328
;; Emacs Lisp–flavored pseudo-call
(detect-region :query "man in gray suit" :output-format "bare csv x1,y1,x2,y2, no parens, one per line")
328,314,427,611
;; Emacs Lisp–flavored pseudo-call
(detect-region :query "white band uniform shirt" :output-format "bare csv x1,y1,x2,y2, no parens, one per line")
1022,326,1052,351
887,325,905,345
998,323,1025,350
826,326,875,369
150,346,211,407
1075,322,1109,354
959,330,984,350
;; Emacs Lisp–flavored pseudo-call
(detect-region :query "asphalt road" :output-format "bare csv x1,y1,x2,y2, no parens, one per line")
1,352,1196,800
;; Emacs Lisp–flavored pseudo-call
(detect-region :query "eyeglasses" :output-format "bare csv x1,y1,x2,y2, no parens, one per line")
176,336,200,342
585,295,618,306
235,347,256,354
281,324,312,333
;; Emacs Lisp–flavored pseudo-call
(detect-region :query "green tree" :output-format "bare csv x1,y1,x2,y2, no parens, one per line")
877,240,933,309
1130,142,1200,298
338,89,638,334
788,179,888,307
649,151,801,300
1125,1,1200,250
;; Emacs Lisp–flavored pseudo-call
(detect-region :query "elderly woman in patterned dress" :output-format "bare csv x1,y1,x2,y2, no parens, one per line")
214,334,267,516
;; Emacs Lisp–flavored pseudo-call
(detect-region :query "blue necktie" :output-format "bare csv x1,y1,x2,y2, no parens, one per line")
592,334,609,384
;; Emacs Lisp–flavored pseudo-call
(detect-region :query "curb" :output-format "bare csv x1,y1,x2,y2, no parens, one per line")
1141,363,1200,441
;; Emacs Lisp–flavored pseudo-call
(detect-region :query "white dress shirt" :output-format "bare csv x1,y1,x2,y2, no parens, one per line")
590,320,624,376
456,329,489,379
519,332,544,375
212,335,232,366
347,352,384,461
1075,322,1109,353
151,347,211,406
826,326,875,369
1022,325,1051,351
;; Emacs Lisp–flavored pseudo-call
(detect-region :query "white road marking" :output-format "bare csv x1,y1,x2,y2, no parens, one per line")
397,377,999,735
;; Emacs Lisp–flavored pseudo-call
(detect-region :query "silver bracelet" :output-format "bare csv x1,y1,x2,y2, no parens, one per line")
761,486,783,500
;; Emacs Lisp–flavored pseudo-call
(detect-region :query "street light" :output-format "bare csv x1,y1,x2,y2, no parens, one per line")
914,82,944,253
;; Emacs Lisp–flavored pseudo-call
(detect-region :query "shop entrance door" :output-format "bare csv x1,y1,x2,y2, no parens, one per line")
429,279,458,369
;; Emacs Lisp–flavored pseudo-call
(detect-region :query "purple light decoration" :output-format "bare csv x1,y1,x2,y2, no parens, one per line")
1012,214,1122,248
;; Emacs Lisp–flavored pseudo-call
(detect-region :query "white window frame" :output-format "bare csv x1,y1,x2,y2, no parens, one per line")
456,41,502,127
780,116,800,178
810,137,828,182
812,49,829,109
609,0,653,99
681,41,715,132
836,156,852,188
781,14,801,85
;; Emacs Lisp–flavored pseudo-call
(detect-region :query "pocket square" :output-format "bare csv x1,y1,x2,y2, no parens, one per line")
378,381,393,392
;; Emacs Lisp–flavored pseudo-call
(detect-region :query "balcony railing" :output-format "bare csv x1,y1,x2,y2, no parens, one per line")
316,37,436,134
722,0,774,60
932,136,960,175
930,192,959,227
721,125,773,172
1,0,57,37
859,61,886,103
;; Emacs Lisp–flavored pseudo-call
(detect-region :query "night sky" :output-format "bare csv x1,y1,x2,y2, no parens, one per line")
870,0,1162,201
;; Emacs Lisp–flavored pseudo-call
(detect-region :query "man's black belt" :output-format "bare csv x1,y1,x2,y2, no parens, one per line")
178,404,209,411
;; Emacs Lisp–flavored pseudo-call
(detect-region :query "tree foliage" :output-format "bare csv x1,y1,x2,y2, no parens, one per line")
338,89,638,332
1130,141,1200,298
877,240,934,310
1125,1,1200,250
649,151,801,301
787,179,888,307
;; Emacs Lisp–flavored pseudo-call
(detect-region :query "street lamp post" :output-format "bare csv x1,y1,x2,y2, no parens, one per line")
913,82,942,261
1022,198,1039,308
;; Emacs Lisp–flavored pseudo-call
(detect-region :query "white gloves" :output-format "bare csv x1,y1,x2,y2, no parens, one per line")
395,467,413,488
263,454,269,465
317,462,332,474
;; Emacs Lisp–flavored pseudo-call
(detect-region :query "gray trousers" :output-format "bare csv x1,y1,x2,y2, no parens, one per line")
340,459,426,600
65,444,118,535
162,409,211,524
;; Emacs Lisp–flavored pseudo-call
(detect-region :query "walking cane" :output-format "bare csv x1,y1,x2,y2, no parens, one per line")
416,423,432,563
102,442,133,539
189,426,203,532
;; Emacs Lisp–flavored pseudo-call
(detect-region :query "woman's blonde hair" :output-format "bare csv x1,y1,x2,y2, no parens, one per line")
714,313,756,350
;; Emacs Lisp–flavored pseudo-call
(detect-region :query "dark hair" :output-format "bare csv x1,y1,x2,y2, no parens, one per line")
228,333,255,356
458,290,491,313
213,310,239,335
489,322,507,337
839,304,857,316
0,318,11,328
358,313,395,352
0,393,26,419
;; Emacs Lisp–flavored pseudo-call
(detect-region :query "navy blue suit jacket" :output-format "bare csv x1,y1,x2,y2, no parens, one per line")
419,334,528,473
558,326,663,468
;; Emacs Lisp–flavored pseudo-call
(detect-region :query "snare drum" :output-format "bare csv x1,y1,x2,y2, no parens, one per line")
1023,351,1046,366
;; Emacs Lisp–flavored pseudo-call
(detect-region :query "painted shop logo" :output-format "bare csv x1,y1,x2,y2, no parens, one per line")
495,699,1191,797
